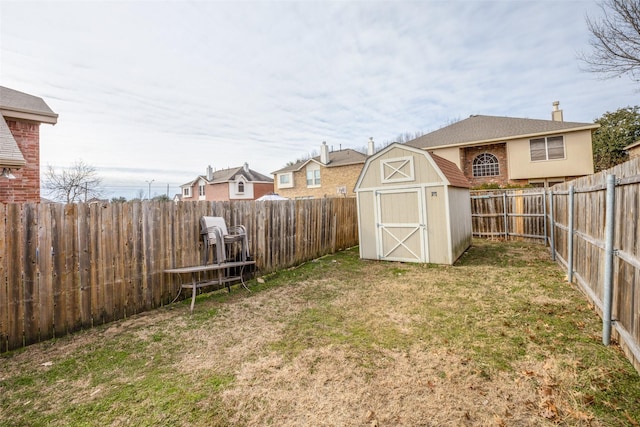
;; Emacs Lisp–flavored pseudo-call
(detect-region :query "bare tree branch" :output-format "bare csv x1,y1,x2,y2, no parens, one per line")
43,160,103,203
580,0,640,83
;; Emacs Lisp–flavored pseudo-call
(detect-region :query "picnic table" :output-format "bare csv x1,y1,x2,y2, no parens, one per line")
165,260,256,312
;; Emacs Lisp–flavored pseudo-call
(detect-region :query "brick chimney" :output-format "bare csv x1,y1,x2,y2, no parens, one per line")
552,101,563,122
320,141,330,164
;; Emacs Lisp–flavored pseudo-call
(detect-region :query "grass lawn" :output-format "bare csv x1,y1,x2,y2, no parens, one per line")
1,239,639,426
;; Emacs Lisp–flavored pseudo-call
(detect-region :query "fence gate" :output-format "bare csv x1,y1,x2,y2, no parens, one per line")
470,190,547,241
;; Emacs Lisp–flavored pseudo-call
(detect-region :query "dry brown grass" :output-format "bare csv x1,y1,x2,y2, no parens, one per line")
1,240,639,426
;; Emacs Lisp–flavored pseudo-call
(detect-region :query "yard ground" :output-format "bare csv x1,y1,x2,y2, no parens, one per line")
1,240,639,426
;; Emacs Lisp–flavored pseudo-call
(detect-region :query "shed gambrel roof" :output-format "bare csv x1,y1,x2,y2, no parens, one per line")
354,143,470,190
430,153,471,188
406,115,599,150
272,148,367,174
181,164,273,187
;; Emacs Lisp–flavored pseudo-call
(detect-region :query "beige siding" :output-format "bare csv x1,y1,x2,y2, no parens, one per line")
507,129,594,179
448,187,472,262
431,146,461,169
357,147,443,190
357,191,377,259
424,186,450,264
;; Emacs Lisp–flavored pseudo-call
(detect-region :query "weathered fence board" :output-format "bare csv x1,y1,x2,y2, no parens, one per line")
0,198,358,352
551,157,640,373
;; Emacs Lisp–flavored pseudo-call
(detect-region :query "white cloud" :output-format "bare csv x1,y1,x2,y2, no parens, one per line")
2,0,637,200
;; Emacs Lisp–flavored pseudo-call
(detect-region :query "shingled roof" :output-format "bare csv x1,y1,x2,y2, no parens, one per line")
407,115,598,150
0,86,58,169
0,86,58,124
430,153,470,188
272,148,367,174
182,163,273,187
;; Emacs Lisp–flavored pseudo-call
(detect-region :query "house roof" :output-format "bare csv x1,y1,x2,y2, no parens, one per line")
0,86,58,124
181,164,273,187
0,115,26,168
272,148,367,174
0,86,58,169
406,115,599,150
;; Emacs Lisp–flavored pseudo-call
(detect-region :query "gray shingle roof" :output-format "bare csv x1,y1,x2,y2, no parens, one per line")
0,115,26,167
181,164,273,187
407,115,598,149
0,86,58,124
272,148,367,174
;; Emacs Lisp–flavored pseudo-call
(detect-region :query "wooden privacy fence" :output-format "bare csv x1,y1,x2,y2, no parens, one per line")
549,158,640,373
470,189,547,241
0,198,358,352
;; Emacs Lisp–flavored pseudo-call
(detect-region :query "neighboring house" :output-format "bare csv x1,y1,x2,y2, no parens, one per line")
0,86,58,203
180,163,274,202
406,102,598,188
272,140,373,199
625,140,640,160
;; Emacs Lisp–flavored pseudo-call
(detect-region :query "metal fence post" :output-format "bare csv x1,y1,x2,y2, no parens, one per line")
503,192,508,240
568,185,575,283
603,174,616,345
542,189,547,246
549,190,556,261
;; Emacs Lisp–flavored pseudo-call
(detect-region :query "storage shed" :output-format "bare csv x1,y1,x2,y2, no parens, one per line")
354,143,472,265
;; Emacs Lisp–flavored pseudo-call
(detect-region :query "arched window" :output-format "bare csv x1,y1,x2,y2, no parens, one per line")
472,153,499,177
237,181,245,193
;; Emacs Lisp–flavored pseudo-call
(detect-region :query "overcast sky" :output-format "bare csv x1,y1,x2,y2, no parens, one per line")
1,0,638,200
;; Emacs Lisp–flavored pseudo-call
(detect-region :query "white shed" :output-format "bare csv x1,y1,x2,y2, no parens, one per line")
354,143,472,265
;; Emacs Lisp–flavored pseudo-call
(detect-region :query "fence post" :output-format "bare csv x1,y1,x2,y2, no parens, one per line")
603,174,616,345
568,185,575,283
542,189,547,245
502,192,508,240
549,190,556,261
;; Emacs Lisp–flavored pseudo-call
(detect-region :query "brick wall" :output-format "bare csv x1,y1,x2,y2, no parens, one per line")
277,163,364,199
461,143,510,187
0,119,41,203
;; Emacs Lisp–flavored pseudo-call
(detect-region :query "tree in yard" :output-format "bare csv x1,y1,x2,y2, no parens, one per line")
592,106,640,172
43,160,103,203
580,0,640,83
111,196,127,203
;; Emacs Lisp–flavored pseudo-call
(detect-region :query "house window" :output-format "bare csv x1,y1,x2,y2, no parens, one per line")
472,153,500,177
530,136,565,161
199,183,205,196
183,187,191,197
237,181,245,193
278,172,294,189
306,165,320,187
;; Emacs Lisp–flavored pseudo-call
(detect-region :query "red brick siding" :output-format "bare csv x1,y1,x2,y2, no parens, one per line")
461,143,510,187
0,119,41,203
250,182,275,200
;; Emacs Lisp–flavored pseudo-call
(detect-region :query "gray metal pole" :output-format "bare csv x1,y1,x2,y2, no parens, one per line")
542,190,547,246
549,190,556,261
603,174,616,345
568,185,575,283
503,192,508,240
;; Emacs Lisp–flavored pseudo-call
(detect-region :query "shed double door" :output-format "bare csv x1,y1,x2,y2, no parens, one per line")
375,188,427,263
